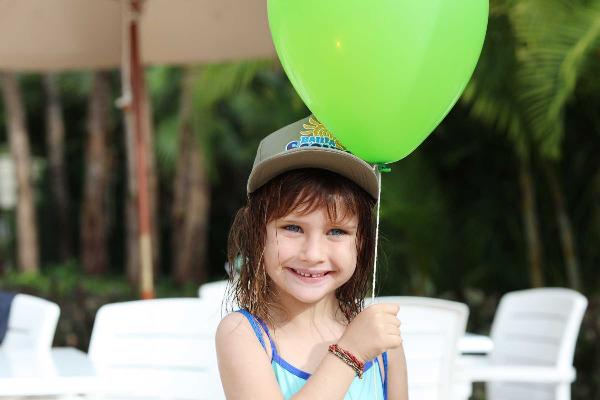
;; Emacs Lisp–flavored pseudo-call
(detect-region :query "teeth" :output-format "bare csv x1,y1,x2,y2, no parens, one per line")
293,269,326,278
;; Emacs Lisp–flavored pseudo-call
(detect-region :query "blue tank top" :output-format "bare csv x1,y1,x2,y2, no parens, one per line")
238,309,388,400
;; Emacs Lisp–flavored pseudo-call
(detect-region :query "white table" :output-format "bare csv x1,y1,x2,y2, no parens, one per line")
458,333,494,354
0,347,104,397
453,352,576,400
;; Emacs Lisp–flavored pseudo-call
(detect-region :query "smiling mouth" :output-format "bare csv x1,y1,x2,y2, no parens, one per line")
288,268,331,278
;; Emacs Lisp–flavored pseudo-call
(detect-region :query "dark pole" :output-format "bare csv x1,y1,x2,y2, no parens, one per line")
129,0,154,299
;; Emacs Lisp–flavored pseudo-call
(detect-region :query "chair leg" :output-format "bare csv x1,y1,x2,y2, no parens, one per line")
452,382,472,400
556,383,570,400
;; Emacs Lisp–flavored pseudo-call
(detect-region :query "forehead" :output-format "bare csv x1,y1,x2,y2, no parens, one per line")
279,191,358,224
284,205,358,223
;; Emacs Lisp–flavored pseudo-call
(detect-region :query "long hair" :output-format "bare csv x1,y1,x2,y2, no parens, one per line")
227,168,376,326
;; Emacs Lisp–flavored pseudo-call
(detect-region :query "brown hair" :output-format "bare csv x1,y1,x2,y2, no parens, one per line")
227,168,376,326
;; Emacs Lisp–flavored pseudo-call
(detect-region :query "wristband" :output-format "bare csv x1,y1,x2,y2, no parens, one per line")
328,344,365,379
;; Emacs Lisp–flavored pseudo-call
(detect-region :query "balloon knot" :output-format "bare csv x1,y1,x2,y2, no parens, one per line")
377,164,391,173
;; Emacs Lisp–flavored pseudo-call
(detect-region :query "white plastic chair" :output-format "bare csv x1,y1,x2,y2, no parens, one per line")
88,298,225,400
197,280,229,301
1,293,60,351
457,288,588,400
371,296,469,400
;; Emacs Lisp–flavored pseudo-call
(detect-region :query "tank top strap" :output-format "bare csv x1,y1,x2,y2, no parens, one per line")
382,351,389,399
254,315,277,360
236,309,276,360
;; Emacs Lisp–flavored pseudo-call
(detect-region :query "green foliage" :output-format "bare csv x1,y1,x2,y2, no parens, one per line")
1,1,599,395
514,0,600,159
463,0,600,159
154,115,180,177
0,263,198,350
380,152,451,295
191,60,272,109
1,261,131,297
462,7,525,150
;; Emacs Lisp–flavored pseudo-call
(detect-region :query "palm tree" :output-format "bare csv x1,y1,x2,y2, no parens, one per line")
43,73,72,261
171,68,211,284
177,61,269,284
462,0,600,288
81,72,112,275
151,61,270,284
0,72,39,273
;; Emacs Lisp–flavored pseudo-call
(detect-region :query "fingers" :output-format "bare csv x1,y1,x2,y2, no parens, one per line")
388,317,401,328
386,334,404,348
367,303,400,314
384,322,402,333
370,303,400,314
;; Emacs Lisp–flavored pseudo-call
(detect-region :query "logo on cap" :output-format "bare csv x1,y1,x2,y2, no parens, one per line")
286,116,347,151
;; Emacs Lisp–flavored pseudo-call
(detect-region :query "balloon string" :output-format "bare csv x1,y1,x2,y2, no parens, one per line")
371,165,383,302
370,165,387,400
371,165,383,399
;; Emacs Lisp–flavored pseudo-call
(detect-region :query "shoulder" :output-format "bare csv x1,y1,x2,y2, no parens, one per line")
217,312,252,336
215,312,281,399
216,312,256,347
216,311,272,356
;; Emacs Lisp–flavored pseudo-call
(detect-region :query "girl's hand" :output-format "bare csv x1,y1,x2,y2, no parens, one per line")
338,303,402,362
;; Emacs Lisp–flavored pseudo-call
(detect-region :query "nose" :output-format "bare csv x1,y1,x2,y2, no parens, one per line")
299,234,326,264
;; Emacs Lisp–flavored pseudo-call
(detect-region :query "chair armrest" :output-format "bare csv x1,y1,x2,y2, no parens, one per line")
455,355,576,384
458,333,493,354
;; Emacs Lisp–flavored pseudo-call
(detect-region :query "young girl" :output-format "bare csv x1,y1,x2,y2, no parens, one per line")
216,116,408,400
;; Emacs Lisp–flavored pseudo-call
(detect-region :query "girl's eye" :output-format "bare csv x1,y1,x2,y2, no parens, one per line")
283,224,302,233
328,228,347,236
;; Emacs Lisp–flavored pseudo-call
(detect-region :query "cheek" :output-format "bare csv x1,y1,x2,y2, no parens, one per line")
338,241,358,273
263,230,280,274
263,226,295,274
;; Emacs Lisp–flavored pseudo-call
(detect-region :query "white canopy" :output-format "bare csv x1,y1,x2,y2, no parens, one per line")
0,0,274,72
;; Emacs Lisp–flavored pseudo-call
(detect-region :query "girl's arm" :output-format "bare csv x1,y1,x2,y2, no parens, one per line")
216,313,282,399
385,344,409,400
217,304,403,399
216,312,356,400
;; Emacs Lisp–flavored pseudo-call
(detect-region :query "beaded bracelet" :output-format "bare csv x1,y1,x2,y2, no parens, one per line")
328,344,365,379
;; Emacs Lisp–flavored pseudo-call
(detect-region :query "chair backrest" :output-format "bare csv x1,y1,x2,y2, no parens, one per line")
197,280,229,301
372,296,468,400
488,288,588,400
1,293,60,350
88,298,225,400
198,280,239,315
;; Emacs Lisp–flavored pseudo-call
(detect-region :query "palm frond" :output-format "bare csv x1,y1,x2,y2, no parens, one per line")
154,116,179,177
461,9,527,148
190,59,274,109
513,0,600,159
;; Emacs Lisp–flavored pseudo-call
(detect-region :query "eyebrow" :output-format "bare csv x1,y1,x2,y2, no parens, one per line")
279,217,358,229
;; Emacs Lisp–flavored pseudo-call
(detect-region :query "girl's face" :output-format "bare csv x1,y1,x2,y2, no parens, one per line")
264,206,359,305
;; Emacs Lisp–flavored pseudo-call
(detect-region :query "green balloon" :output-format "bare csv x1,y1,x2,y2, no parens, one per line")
268,0,489,163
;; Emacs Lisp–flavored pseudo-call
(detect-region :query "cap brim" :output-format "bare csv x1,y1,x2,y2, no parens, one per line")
247,147,379,199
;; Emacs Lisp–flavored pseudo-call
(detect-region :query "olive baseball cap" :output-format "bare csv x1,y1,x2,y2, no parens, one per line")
247,116,379,199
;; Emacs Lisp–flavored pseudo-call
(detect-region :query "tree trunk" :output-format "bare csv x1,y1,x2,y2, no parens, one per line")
0,72,39,273
517,148,544,287
172,68,210,285
43,74,72,261
543,161,582,291
81,72,111,275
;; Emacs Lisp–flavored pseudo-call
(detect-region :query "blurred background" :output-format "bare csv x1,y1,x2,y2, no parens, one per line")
0,1,598,398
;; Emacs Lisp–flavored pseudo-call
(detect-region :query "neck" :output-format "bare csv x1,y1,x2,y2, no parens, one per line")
272,290,343,329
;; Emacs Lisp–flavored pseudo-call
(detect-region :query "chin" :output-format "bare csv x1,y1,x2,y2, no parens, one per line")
288,288,332,304
281,275,344,305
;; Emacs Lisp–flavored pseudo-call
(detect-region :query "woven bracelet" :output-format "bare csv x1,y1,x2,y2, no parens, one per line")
328,344,364,379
